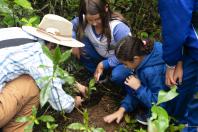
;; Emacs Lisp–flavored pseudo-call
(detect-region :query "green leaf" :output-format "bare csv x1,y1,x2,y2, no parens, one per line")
32,106,37,117
59,49,71,64
150,105,169,132
38,115,55,122
67,123,86,130
40,80,51,107
89,78,95,88
124,114,131,123
16,116,30,122
92,128,105,132
140,32,148,39
91,87,96,91
0,0,12,14
14,0,33,10
24,123,34,132
42,45,53,61
49,123,58,130
3,15,15,26
64,75,75,85
53,46,62,65
28,16,40,26
157,86,178,105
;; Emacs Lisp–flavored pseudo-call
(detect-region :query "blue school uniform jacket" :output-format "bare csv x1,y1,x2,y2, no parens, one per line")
159,0,198,66
121,42,167,112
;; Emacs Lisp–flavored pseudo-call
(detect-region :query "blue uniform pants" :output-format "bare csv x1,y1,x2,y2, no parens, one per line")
79,37,131,87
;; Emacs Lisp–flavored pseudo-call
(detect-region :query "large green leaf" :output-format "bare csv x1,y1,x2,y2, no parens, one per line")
67,123,86,130
38,115,55,122
53,46,62,65
0,0,12,14
89,78,95,88
157,86,178,105
150,105,169,132
59,49,71,64
40,80,51,107
14,0,33,10
16,116,30,122
42,45,53,61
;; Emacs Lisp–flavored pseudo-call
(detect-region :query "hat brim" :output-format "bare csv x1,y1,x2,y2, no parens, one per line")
22,26,84,48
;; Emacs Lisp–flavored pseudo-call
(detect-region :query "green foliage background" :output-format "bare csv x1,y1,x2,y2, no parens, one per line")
0,0,160,39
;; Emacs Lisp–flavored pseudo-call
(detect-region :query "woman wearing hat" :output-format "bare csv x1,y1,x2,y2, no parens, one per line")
0,14,84,132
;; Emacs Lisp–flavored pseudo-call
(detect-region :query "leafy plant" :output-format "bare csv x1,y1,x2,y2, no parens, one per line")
67,109,105,132
87,78,97,99
16,106,58,132
39,45,75,108
0,0,40,27
148,86,184,132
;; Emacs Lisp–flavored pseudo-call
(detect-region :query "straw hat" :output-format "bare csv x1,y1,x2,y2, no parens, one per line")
22,14,84,47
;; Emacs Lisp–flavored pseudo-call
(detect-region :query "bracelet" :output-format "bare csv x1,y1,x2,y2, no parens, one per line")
166,64,176,69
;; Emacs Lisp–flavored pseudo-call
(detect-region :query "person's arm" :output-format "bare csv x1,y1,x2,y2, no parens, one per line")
159,0,194,66
48,78,75,113
102,22,131,69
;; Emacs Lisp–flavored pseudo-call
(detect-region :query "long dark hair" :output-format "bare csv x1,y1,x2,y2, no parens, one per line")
77,0,127,50
115,36,154,62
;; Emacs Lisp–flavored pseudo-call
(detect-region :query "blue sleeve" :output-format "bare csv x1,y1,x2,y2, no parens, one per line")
159,0,194,66
120,93,139,112
71,17,79,39
103,22,131,69
134,68,166,109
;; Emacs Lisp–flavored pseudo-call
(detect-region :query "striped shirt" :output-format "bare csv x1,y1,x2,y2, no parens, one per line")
0,27,75,113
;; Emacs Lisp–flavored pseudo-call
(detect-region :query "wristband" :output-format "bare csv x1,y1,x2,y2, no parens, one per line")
166,64,176,69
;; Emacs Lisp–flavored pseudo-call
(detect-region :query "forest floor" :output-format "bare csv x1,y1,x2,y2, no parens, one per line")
34,60,145,132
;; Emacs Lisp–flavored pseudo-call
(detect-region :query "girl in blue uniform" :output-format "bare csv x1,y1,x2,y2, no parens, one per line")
103,36,166,124
71,0,131,87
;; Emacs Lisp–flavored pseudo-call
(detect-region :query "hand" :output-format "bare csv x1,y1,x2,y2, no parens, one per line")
103,107,125,124
173,61,183,85
124,75,141,90
94,62,104,81
72,47,80,59
74,96,84,108
165,66,177,87
74,81,88,97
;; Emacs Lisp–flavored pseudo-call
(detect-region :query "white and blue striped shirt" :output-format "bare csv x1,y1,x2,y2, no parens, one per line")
0,27,75,113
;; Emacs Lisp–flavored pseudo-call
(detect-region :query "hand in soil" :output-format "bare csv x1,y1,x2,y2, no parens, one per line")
103,107,125,124
75,96,84,107
94,62,104,81
74,81,88,97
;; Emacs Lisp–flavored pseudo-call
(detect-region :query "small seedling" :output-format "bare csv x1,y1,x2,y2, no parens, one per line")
87,78,97,99
16,106,58,132
67,109,105,132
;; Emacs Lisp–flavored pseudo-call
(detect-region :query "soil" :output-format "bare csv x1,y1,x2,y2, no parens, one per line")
68,95,122,132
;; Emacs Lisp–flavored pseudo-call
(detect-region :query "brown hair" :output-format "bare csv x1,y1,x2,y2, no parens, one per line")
115,36,154,62
77,0,127,50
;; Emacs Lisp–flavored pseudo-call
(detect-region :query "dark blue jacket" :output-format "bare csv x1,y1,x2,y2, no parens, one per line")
159,0,198,66
121,42,167,112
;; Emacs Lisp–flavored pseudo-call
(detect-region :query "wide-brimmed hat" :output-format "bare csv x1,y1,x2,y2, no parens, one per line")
22,14,84,47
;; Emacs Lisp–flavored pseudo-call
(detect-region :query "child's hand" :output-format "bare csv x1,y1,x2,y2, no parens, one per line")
94,62,104,81
74,81,88,97
72,47,80,59
103,107,125,124
124,75,141,90
74,96,84,108
173,61,183,86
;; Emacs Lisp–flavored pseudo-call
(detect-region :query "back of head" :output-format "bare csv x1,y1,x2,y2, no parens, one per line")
115,36,154,62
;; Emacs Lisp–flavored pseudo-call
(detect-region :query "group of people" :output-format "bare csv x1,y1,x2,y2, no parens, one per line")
0,0,197,132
